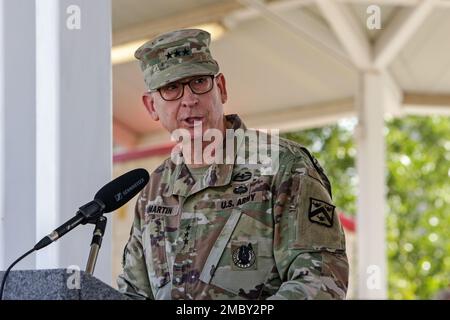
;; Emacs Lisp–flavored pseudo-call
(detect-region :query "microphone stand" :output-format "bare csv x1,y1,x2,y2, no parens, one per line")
85,215,107,275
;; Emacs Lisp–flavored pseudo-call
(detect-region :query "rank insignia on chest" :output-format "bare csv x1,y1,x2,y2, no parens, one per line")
308,197,335,227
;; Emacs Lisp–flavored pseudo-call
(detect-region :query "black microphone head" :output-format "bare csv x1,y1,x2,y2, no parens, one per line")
94,168,149,213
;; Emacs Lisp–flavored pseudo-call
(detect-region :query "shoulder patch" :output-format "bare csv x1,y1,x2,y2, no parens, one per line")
308,197,335,228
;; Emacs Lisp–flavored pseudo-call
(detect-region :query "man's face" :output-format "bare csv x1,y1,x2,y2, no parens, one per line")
143,73,228,140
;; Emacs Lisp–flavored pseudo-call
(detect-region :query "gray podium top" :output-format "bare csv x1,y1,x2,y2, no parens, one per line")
0,269,129,300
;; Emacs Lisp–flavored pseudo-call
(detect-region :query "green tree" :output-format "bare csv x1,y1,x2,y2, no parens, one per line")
282,119,358,217
281,115,450,299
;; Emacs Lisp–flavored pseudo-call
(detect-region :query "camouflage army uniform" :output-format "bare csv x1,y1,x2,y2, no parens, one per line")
117,114,349,300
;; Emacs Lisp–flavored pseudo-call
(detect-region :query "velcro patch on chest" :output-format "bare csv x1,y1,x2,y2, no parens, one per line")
232,171,252,182
231,240,258,270
215,192,264,210
145,203,179,216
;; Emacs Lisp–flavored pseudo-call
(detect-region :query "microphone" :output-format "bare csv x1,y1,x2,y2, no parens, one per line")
34,168,149,250
0,168,149,300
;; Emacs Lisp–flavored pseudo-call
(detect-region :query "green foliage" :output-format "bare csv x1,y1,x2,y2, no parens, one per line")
281,115,450,299
282,119,358,217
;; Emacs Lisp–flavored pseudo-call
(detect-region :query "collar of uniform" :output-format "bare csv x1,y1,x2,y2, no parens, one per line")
169,114,246,197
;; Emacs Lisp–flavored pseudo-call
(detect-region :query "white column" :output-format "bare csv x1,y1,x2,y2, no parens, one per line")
355,72,387,299
0,0,37,270
36,0,112,284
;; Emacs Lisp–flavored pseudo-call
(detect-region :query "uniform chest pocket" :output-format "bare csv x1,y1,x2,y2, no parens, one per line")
199,208,275,299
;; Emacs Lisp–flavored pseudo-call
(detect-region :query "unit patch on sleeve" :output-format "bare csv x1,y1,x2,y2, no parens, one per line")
308,197,335,228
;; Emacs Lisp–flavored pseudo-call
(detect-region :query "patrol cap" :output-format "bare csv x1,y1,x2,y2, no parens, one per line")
134,29,220,91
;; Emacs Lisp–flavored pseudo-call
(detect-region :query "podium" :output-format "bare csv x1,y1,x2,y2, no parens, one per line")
0,269,129,300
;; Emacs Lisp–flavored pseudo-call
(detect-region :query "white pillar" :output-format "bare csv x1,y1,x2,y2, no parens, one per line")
355,72,387,299
35,0,112,284
0,0,37,270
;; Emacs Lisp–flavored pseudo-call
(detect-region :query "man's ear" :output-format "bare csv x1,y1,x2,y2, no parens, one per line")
142,92,159,121
216,73,228,104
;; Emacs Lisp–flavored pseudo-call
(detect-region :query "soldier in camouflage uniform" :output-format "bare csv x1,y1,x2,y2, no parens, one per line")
117,29,348,300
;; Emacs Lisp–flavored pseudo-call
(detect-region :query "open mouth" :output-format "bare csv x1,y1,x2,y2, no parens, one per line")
182,116,204,127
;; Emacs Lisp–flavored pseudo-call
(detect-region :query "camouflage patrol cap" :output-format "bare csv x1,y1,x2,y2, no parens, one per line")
134,29,220,91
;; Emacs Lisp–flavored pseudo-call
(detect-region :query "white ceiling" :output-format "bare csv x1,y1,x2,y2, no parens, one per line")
112,0,225,32
111,0,450,149
390,9,450,93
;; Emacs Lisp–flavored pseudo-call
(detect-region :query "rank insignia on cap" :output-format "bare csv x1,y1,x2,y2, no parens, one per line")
308,197,335,227
232,171,252,182
134,29,219,91
232,243,256,270
164,46,192,61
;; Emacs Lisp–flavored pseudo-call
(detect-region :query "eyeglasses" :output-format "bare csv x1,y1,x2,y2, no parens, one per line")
153,75,216,101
